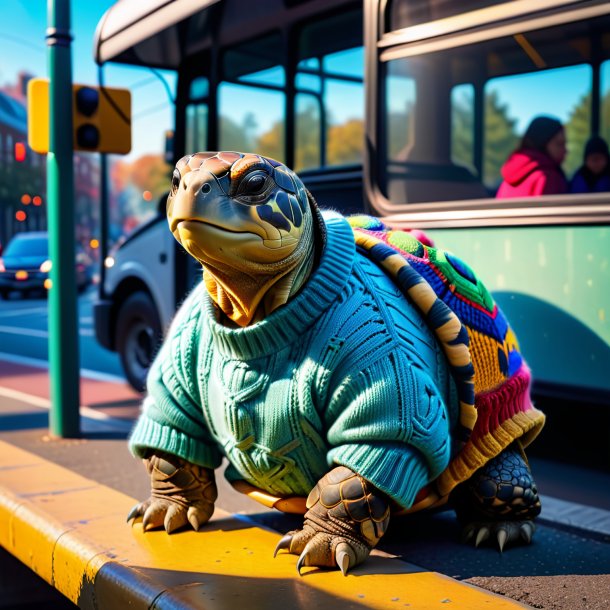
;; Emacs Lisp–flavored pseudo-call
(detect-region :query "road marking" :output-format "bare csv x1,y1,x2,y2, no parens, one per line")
539,494,610,540
0,386,133,433
79,316,93,324
0,351,127,384
0,325,48,338
0,307,48,319
0,325,95,339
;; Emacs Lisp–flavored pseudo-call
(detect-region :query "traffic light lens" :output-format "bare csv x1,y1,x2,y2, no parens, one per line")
76,87,99,117
76,124,100,149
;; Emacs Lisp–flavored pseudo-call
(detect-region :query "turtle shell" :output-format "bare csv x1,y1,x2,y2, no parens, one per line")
349,218,545,513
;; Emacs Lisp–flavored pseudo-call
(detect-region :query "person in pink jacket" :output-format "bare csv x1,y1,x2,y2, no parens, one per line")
496,116,568,198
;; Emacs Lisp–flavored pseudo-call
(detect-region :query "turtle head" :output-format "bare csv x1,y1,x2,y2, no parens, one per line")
166,152,324,325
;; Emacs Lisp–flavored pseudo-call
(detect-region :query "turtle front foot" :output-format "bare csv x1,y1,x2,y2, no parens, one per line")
127,452,217,533
274,526,370,576
273,466,390,576
462,519,536,551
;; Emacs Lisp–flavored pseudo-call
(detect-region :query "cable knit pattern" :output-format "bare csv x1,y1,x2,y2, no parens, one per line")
129,212,459,509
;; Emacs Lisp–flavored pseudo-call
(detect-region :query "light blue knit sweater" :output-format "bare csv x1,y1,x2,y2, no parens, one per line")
129,212,459,509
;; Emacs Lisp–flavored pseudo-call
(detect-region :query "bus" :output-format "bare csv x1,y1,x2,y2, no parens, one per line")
94,0,610,409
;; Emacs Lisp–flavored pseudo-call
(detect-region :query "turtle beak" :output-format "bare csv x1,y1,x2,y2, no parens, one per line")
168,170,218,233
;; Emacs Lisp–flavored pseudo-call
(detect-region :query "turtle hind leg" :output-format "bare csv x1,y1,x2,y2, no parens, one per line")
451,440,541,551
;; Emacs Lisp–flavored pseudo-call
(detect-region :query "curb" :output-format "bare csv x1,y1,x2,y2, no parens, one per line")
0,440,528,609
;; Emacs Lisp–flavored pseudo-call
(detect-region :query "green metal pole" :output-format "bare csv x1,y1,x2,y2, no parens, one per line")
47,0,80,437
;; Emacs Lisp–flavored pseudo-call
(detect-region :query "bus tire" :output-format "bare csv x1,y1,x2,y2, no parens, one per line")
116,291,162,393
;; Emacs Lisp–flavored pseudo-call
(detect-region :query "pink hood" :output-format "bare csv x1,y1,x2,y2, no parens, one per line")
497,149,567,198
501,149,558,186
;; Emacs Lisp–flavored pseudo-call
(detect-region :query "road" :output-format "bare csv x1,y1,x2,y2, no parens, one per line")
0,287,609,609
0,286,123,379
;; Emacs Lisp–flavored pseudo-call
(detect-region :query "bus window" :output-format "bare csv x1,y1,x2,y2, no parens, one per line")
385,62,416,161
387,0,508,32
379,13,610,206
382,52,487,204
186,77,209,154
451,84,475,174
484,65,592,190
103,63,176,244
295,11,364,172
600,61,610,144
219,34,285,161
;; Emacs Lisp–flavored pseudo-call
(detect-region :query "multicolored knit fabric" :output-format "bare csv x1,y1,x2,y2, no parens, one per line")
347,215,545,512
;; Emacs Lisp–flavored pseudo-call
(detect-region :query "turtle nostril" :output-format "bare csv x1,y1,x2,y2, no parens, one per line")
201,183,211,194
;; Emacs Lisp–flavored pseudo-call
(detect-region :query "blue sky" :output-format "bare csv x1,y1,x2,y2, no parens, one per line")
1,1,176,160
487,64,593,133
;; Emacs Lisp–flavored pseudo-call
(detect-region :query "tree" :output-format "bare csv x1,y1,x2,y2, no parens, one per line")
294,101,321,171
483,90,519,188
563,91,591,178
327,118,364,166
220,112,257,153
257,119,284,163
451,89,474,171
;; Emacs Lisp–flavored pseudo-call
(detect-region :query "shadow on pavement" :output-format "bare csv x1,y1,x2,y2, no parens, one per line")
0,411,48,431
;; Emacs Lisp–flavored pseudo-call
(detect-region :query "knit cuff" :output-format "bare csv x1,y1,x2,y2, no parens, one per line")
129,414,223,470
328,443,430,510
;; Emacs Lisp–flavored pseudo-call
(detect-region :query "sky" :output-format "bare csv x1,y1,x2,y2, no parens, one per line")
0,1,176,160
488,64,593,133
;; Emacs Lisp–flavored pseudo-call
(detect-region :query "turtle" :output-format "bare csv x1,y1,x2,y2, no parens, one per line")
127,151,545,575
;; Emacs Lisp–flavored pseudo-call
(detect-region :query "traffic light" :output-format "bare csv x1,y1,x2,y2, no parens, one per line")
14,141,26,162
27,78,131,154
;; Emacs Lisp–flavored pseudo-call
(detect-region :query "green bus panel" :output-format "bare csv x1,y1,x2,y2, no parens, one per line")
427,226,610,398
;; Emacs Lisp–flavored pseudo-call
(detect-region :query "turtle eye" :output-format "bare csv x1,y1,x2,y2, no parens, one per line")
171,169,181,194
240,171,268,196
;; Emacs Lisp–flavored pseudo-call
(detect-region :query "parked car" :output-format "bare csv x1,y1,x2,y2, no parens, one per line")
0,231,92,299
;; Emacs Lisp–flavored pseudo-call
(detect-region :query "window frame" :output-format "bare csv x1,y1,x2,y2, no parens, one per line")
364,0,610,227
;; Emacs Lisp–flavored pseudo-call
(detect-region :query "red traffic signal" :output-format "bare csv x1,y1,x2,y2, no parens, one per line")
14,141,26,162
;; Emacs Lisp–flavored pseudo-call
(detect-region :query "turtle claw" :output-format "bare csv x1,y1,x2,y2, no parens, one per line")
475,526,490,548
164,504,188,534
296,550,310,575
461,524,476,543
335,542,355,577
496,528,508,553
187,510,200,532
520,522,534,544
463,520,536,550
126,503,143,523
274,534,294,558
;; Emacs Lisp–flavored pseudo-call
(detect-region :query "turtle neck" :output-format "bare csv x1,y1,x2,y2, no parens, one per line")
203,212,356,360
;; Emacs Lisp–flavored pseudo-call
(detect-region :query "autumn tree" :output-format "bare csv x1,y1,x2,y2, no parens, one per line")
257,119,285,163
294,101,320,171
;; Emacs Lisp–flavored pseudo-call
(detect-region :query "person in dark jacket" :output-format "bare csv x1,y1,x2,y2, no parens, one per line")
496,116,568,198
569,136,610,194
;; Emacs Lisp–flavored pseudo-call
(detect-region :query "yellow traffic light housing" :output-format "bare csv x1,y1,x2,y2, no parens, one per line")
27,78,131,154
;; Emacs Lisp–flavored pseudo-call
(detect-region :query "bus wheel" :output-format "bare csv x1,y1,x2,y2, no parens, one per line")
116,291,162,393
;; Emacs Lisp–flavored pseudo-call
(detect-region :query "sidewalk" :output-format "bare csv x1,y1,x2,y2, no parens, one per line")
0,361,532,609
1,359,609,609
0,418,528,609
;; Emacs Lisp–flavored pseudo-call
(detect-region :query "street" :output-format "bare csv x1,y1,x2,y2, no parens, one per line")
0,286,123,379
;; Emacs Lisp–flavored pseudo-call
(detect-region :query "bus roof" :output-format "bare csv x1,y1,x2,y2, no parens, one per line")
94,0,357,69
94,0,220,68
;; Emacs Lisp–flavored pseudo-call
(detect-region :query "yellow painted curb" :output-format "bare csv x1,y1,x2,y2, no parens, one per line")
0,440,528,609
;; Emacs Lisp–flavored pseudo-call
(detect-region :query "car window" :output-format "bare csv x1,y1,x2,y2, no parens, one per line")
4,236,48,257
